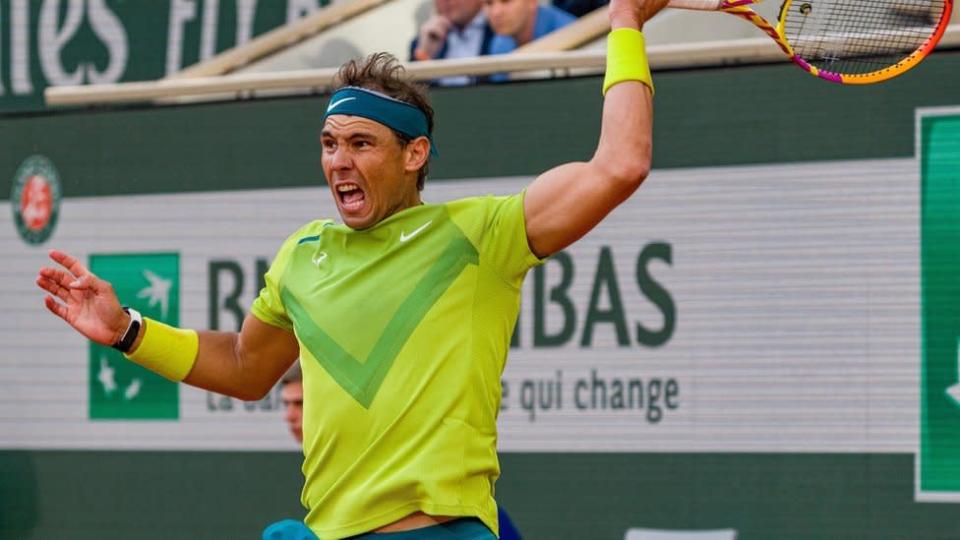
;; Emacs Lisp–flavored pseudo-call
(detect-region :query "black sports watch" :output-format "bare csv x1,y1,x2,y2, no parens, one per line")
112,307,142,353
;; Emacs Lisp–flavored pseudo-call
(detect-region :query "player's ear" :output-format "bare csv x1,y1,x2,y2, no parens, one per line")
404,136,430,174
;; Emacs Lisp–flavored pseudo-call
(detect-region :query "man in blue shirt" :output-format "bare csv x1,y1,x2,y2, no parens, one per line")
484,0,576,54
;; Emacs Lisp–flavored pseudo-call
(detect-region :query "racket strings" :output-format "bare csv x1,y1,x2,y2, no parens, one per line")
782,0,948,75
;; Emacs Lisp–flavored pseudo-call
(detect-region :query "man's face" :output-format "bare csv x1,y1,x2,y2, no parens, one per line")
436,0,483,28
483,0,534,37
281,381,304,443
321,115,420,230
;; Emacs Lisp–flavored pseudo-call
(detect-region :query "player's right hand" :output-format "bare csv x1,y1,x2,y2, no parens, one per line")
415,15,453,59
609,0,670,29
36,249,129,347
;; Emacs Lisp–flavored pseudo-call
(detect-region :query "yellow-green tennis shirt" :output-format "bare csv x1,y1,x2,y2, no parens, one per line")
250,193,541,539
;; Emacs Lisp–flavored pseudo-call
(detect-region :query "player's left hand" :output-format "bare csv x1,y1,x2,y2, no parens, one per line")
36,249,130,347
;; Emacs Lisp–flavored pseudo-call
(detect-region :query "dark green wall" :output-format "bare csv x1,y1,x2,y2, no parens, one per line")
2,451,959,539
2,50,959,200
0,450,304,540
498,453,960,539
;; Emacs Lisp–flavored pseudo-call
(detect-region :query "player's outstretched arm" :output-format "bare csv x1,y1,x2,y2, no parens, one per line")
37,249,298,401
523,0,668,258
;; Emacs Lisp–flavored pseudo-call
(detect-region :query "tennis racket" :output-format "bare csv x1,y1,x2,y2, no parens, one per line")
666,0,953,83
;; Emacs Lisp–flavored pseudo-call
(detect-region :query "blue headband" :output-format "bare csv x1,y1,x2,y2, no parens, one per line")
322,86,438,156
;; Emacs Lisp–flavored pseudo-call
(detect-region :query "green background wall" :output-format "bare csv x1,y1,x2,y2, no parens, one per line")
2,451,960,539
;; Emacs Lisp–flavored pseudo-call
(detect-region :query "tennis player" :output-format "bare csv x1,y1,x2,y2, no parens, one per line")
36,0,665,536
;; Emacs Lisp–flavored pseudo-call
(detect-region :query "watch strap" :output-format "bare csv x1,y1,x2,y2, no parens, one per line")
112,307,142,353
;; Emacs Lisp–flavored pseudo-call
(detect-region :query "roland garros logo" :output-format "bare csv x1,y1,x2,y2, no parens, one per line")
11,155,62,245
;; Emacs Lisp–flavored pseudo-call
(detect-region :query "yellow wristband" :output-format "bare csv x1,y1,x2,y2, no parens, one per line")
125,318,199,382
602,28,653,96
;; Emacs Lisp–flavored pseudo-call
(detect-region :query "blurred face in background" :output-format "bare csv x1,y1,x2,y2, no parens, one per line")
282,381,304,443
436,0,484,27
483,0,537,39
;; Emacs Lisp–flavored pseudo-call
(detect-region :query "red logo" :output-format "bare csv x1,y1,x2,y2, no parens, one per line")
19,175,53,232
11,155,62,245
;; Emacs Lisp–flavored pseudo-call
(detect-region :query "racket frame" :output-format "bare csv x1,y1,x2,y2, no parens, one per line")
666,0,954,84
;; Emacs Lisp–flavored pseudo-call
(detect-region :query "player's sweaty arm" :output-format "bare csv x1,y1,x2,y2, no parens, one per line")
522,0,666,259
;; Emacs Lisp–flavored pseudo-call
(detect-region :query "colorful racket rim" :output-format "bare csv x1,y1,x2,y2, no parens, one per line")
770,0,953,83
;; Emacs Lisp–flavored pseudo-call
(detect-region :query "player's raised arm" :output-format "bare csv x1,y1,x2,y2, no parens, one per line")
36,249,298,401
523,0,668,258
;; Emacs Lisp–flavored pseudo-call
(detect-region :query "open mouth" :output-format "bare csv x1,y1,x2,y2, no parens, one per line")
336,183,365,212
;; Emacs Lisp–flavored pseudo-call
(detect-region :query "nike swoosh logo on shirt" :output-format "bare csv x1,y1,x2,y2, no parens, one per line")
326,97,356,113
400,221,432,242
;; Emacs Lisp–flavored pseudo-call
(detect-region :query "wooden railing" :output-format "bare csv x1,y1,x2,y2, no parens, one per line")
46,24,960,106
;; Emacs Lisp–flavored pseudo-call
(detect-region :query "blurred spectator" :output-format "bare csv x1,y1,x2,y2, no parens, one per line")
552,0,609,17
498,507,523,540
485,0,576,54
261,362,313,539
280,362,304,443
410,0,496,85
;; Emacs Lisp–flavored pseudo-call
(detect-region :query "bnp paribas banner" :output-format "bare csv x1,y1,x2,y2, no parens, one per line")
88,253,181,420
0,0,328,112
2,110,957,466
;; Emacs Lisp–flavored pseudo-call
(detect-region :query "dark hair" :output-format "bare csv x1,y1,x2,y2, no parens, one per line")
333,52,434,190
281,361,302,385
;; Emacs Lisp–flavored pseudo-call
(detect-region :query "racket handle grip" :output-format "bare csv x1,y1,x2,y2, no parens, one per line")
667,0,724,10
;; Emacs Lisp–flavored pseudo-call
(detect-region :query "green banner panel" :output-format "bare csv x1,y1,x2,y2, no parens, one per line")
920,112,960,495
88,252,181,420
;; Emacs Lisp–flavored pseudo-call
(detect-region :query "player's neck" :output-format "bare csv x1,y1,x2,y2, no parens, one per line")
388,192,424,220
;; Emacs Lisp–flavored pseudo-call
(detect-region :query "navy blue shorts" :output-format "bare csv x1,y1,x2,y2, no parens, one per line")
263,517,497,540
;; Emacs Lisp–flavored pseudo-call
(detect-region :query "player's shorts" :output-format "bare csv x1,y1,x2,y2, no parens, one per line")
262,518,318,540
347,517,496,539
